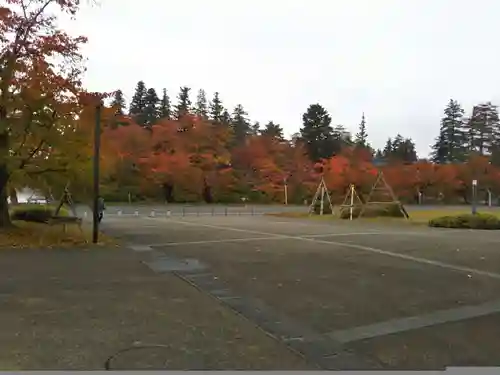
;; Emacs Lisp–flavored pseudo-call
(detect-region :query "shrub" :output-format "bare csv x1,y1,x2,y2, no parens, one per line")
10,204,70,223
339,202,407,219
428,213,500,230
312,201,333,215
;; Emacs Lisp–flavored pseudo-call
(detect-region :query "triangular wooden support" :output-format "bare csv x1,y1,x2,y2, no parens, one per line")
339,184,364,220
308,177,335,216
359,171,410,219
54,182,78,217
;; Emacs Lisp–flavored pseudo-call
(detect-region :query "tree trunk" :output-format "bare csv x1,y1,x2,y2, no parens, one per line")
0,132,12,228
9,186,18,204
0,164,11,228
162,183,174,203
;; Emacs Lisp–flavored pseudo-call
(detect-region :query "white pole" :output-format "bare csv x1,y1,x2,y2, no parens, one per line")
349,184,354,221
488,189,492,207
284,177,288,205
320,183,324,215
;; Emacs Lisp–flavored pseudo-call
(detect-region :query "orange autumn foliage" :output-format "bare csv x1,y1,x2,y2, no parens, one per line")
97,115,500,204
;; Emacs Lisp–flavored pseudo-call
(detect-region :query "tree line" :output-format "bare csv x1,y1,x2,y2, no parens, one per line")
111,82,421,163
100,82,500,205
431,100,500,165
1,0,500,232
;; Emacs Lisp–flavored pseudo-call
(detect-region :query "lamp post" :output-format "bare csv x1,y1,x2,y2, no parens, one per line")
92,103,101,243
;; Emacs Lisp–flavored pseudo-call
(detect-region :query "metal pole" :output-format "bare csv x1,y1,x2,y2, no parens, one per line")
92,103,101,244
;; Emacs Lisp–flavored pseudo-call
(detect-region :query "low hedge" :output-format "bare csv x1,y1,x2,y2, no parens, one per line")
312,201,333,215
339,202,407,219
10,204,70,223
428,213,500,230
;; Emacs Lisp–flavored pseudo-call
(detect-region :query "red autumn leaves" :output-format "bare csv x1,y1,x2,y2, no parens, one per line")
100,115,500,203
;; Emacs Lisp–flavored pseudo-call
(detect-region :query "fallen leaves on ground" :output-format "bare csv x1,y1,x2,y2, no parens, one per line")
0,221,118,249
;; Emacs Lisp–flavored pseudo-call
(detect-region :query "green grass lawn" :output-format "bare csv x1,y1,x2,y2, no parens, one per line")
266,207,500,225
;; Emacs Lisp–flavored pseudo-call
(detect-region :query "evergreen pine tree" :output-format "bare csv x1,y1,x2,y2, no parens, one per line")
354,112,368,147
332,124,352,153
431,132,448,164
491,107,500,166
231,104,251,144
431,99,467,163
394,136,418,163
299,104,335,161
261,121,284,140
174,86,192,119
209,92,224,123
384,135,417,163
159,88,171,119
250,121,261,136
143,88,160,127
382,138,393,159
194,89,208,119
221,109,231,127
129,80,147,125
110,89,126,115
466,102,498,156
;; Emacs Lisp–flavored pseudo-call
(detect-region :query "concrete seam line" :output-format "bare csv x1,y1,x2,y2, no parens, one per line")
325,298,500,343
147,236,286,247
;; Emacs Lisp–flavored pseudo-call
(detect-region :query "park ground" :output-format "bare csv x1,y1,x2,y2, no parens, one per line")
1,205,500,369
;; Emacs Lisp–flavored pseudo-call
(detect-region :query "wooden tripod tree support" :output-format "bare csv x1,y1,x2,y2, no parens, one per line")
42,182,86,244
359,171,410,219
308,177,335,216
53,183,78,217
339,184,364,220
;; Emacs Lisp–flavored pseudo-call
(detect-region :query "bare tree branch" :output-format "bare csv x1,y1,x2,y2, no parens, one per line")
17,109,57,169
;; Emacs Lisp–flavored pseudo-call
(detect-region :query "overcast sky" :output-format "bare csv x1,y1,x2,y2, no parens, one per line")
63,0,500,157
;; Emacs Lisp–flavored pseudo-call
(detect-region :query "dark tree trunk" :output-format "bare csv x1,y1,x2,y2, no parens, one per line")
0,135,11,228
0,170,10,227
9,186,17,204
203,185,213,203
202,177,213,203
162,183,174,203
